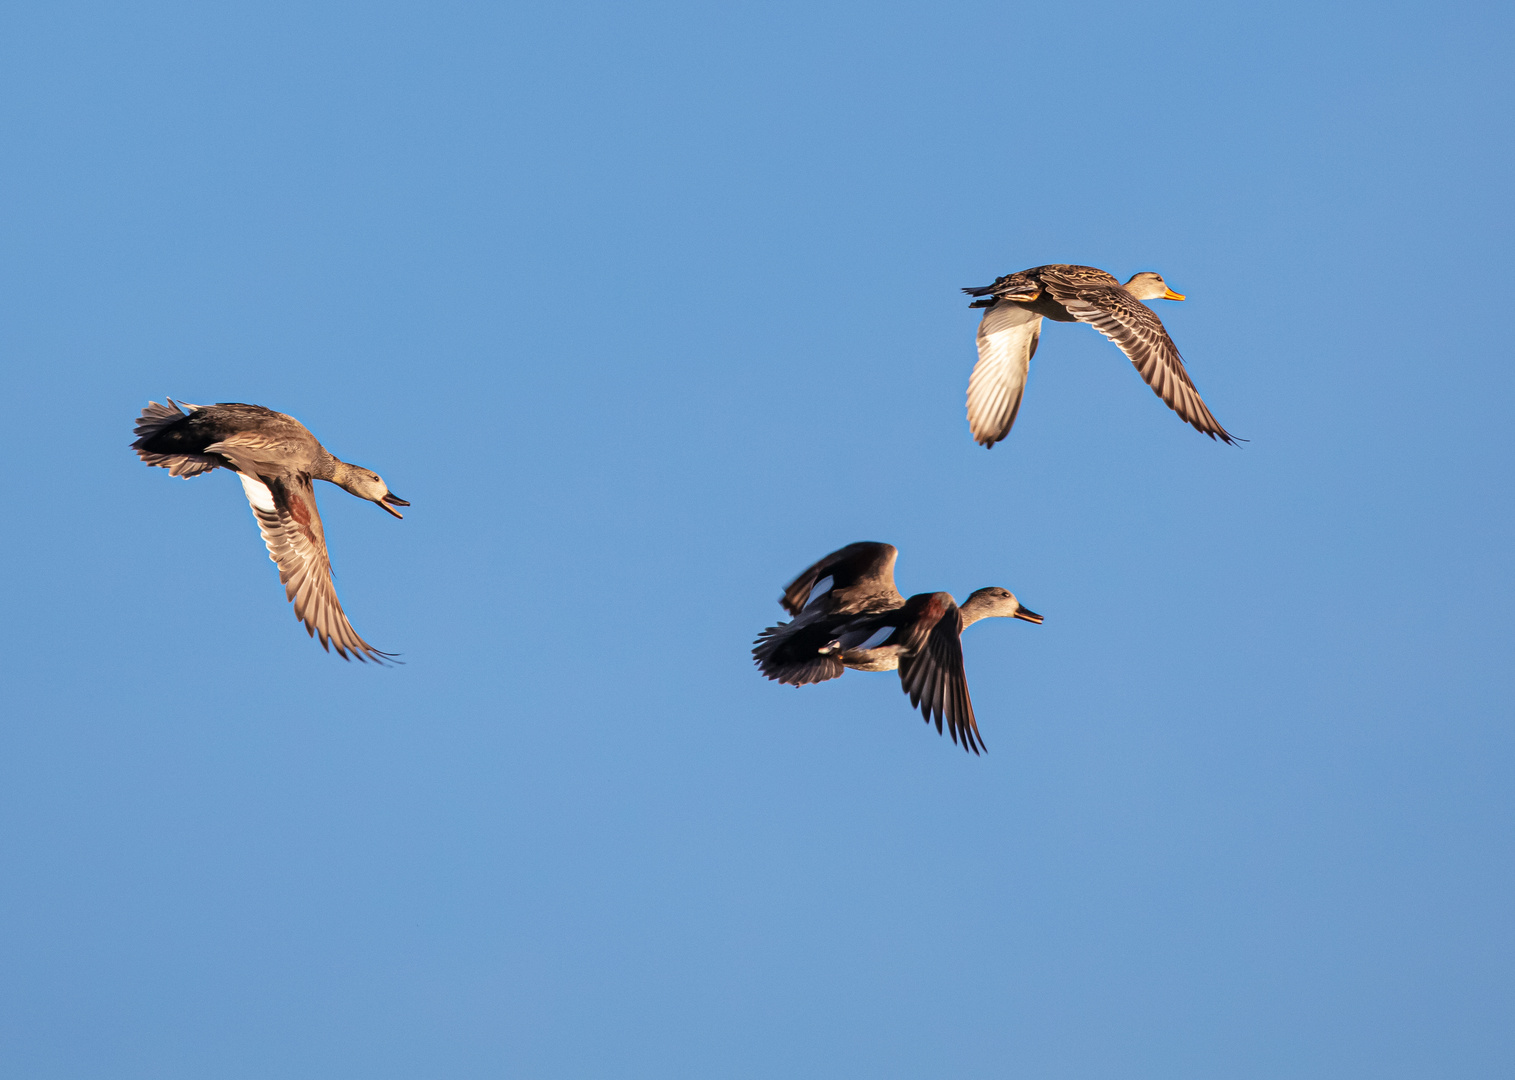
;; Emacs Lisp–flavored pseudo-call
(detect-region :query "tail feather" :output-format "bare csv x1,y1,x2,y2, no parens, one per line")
752,623,845,686
963,275,1039,304
132,399,219,477
133,399,186,439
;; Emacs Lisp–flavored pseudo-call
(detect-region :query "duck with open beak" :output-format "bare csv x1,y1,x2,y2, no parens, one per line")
1011,602,1044,624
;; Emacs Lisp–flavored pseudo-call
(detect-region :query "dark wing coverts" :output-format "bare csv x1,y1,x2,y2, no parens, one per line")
779,541,903,616
756,542,904,687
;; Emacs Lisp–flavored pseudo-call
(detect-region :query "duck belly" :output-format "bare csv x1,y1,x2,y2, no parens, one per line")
841,645,904,672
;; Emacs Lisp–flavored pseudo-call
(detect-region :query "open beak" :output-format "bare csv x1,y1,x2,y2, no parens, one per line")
1013,605,1044,625
378,493,408,520
1162,288,1186,301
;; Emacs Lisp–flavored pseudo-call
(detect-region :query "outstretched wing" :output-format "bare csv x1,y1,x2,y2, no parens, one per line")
1039,275,1238,444
967,302,1042,447
897,594,984,754
779,542,903,617
234,471,396,664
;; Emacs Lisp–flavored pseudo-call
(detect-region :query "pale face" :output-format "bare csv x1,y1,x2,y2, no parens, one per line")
351,467,409,518
965,587,1043,624
1123,272,1186,302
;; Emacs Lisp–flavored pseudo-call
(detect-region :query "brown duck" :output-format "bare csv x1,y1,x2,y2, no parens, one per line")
962,263,1239,447
132,399,407,662
753,542,1042,754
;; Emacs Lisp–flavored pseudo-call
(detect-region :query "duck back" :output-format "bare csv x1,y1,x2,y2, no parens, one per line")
135,403,282,457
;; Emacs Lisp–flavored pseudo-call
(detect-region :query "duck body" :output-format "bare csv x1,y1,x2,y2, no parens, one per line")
961,263,1238,447
132,399,408,663
134,402,329,477
753,542,1042,754
969,264,1121,322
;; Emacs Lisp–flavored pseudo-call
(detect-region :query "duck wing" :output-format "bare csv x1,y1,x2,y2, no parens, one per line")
896,594,984,754
967,301,1041,447
230,470,396,664
1038,273,1238,444
199,429,311,476
779,541,903,617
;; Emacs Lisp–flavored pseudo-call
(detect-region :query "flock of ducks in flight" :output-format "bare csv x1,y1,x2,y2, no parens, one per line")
133,264,1237,753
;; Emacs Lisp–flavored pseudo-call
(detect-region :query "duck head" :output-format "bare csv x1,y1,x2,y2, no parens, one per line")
960,587,1042,626
1123,271,1185,302
339,465,410,519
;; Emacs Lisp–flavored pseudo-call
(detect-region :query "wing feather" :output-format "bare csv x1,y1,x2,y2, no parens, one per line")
1039,277,1239,444
235,472,396,664
205,433,304,477
967,302,1042,447
897,595,984,754
779,542,903,617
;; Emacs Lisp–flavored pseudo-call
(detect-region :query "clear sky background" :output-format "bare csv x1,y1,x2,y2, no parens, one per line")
2,1,1512,1076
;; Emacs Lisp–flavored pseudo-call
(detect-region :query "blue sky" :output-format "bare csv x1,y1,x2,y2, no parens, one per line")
2,1,1512,1076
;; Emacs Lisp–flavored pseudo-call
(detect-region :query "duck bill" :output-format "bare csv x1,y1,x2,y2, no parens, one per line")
1162,288,1186,301
1013,605,1044,624
377,494,407,519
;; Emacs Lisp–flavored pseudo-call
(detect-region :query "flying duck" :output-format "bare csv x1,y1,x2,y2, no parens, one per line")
753,542,1042,753
962,263,1238,447
131,399,407,662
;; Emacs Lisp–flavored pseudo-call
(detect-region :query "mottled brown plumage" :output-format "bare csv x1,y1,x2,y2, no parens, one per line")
962,264,1239,447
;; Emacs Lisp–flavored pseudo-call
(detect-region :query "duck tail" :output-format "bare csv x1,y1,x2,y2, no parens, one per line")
131,399,219,477
752,623,846,686
963,274,1038,306
133,398,186,438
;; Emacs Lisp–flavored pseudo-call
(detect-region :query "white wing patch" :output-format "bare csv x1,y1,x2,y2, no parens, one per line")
850,625,896,651
236,471,277,513
804,575,834,609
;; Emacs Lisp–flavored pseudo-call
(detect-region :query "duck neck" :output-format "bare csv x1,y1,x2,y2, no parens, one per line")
957,595,992,627
312,454,352,487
